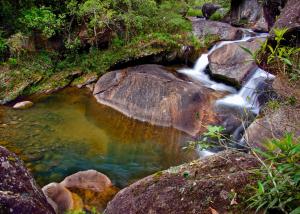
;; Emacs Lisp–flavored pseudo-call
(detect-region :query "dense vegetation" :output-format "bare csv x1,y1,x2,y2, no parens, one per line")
0,0,207,103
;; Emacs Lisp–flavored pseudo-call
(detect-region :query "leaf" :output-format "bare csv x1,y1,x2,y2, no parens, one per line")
257,181,265,194
290,207,300,214
239,45,255,59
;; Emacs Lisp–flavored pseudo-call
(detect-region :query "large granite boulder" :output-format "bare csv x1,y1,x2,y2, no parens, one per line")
0,146,55,214
93,64,220,136
105,150,259,214
190,18,243,42
208,38,265,86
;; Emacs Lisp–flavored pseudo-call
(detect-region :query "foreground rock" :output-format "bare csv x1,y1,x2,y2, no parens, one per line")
208,38,265,86
190,18,243,42
93,64,220,136
0,146,55,214
245,106,300,149
43,170,118,213
105,150,259,214
13,101,34,109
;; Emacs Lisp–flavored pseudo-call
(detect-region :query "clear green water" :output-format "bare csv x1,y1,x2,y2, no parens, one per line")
0,88,195,188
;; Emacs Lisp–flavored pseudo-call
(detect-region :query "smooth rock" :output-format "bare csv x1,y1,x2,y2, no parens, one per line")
105,150,259,214
93,64,220,136
58,170,117,212
0,146,55,214
13,101,33,110
208,38,265,86
42,182,73,214
190,18,243,42
60,170,112,193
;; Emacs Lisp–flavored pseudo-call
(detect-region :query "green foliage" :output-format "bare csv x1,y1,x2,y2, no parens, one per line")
0,31,7,60
20,7,64,38
248,134,300,213
263,28,299,80
209,8,228,21
184,125,226,151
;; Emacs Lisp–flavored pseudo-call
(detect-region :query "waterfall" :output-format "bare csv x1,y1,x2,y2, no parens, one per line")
179,30,272,158
178,31,268,94
216,68,275,114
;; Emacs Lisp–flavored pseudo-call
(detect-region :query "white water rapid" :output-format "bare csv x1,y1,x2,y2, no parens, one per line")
179,30,273,157
178,31,268,94
216,68,275,114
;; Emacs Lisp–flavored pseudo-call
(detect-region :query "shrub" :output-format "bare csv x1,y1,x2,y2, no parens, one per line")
248,134,300,213
20,7,64,38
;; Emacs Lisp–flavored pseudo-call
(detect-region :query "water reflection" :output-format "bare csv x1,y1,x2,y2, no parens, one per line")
0,88,195,187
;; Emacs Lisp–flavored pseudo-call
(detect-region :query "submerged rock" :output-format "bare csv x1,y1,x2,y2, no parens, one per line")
105,150,259,214
208,38,265,86
13,101,34,110
93,64,220,136
191,18,243,42
0,146,55,214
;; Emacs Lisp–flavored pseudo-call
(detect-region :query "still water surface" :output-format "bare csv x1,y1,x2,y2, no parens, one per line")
0,88,195,187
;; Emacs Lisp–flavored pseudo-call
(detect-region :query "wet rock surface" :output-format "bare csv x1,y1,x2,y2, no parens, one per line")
0,146,55,214
93,64,220,136
105,150,259,214
208,38,265,86
13,101,34,110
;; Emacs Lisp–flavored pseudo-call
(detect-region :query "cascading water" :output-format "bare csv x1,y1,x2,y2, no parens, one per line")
178,30,273,157
216,68,275,114
178,31,268,94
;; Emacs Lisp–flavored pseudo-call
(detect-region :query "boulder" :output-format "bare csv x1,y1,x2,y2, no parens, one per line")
0,146,55,214
105,150,259,214
43,170,118,213
226,0,270,32
202,3,221,19
60,170,112,193
93,64,220,136
13,101,34,110
191,18,243,42
271,0,300,45
208,38,265,86
245,106,300,149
